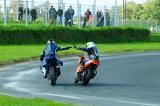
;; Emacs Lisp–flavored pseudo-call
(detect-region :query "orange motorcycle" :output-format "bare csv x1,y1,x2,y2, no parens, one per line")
75,55,99,85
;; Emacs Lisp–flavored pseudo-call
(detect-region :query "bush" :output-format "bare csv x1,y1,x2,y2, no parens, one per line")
0,26,150,44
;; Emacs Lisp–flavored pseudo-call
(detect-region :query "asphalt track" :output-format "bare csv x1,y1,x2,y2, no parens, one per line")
0,52,160,106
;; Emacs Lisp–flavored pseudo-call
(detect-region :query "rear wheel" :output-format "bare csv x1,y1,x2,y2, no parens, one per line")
49,66,56,86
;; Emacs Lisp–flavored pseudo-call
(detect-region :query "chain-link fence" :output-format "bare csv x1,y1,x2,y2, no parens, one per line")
0,0,109,27
118,20,160,32
0,0,159,31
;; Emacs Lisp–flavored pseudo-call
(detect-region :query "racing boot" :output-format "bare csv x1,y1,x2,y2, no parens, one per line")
74,72,83,84
42,67,47,78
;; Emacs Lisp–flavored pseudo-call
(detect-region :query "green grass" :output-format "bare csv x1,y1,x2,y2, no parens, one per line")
98,43,160,53
151,32,160,36
151,32,160,42
0,95,73,106
0,23,77,29
0,43,160,66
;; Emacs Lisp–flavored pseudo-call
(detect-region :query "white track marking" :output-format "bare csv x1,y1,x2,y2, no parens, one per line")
9,70,36,80
99,97,160,106
1,52,160,105
40,93,83,100
3,80,160,105
0,92,23,98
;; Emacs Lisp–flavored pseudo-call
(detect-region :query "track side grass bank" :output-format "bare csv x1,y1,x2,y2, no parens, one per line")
151,32,160,42
0,95,74,106
0,43,160,66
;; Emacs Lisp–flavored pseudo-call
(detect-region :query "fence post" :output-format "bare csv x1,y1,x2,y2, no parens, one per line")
4,0,7,26
114,0,118,26
140,20,142,26
58,0,63,9
103,5,107,27
156,20,158,32
122,0,124,26
92,4,96,27
62,3,65,26
77,0,81,28
77,4,81,28
31,0,34,9
45,0,49,26
132,19,134,26
148,20,150,27
25,0,28,27
16,0,19,21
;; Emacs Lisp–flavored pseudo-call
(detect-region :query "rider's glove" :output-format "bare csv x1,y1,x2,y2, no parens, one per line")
67,47,72,49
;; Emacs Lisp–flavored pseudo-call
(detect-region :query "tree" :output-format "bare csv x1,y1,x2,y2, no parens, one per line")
8,0,24,20
116,0,160,25
9,0,24,14
152,0,160,23
133,4,143,20
118,1,137,20
141,0,154,20
125,1,137,20
141,0,160,24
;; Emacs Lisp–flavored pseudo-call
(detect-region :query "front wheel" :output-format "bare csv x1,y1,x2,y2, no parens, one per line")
74,77,79,84
82,69,94,86
49,66,56,86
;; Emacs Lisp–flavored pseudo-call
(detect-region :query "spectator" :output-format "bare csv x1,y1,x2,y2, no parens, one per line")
105,9,110,26
57,6,63,25
64,8,72,27
100,9,110,27
49,6,57,26
83,9,92,28
96,9,103,27
18,7,23,20
31,8,37,22
69,6,74,25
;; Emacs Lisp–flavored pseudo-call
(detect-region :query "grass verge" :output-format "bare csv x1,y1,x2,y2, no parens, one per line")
150,32,160,42
0,43,160,66
0,95,74,106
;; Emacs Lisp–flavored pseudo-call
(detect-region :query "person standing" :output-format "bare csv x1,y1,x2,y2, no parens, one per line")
96,9,103,27
64,8,72,27
18,7,23,20
57,7,63,25
69,6,74,25
83,9,92,28
31,8,37,22
49,6,57,26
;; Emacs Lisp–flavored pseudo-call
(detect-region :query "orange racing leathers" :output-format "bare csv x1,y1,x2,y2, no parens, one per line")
76,47,99,73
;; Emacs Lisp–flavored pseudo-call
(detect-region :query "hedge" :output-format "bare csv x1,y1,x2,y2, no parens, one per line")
0,26,150,44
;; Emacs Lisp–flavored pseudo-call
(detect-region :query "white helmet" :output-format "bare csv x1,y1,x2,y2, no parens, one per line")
86,42,96,48
47,39,55,44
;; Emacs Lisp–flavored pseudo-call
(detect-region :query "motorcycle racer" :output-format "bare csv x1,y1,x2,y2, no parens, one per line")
74,42,100,83
40,39,72,78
